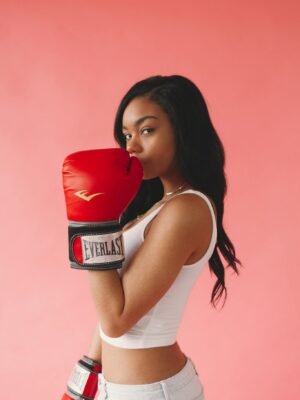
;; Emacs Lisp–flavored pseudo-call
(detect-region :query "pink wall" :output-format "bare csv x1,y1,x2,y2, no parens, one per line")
1,1,299,399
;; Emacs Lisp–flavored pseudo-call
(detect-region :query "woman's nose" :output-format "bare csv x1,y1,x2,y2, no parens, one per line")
126,135,142,155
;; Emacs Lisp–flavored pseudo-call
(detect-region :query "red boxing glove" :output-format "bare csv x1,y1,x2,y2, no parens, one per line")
62,148,143,270
61,355,102,400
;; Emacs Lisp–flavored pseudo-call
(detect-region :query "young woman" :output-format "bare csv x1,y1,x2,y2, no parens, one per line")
62,75,242,400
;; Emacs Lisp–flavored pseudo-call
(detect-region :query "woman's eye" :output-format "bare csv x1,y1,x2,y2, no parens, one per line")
122,132,132,141
123,128,153,141
142,128,153,135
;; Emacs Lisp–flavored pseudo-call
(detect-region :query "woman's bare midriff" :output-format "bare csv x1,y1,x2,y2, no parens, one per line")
101,340,188,384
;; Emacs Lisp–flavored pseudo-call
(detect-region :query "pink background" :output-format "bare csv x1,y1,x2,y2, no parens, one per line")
1,1,299,399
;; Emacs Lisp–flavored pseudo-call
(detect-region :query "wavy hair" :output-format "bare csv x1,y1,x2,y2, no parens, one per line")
113,75,243,309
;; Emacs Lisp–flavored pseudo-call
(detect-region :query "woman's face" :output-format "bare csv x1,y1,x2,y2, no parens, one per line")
122,96,181,180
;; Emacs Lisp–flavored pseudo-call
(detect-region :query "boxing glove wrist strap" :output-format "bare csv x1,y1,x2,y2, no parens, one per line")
68,221,125,271
65,355,102,400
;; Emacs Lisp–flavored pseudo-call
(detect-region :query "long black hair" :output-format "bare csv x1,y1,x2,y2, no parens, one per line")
113,75,243,309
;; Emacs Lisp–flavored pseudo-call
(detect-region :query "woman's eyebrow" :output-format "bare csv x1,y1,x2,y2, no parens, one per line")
122,115,158,129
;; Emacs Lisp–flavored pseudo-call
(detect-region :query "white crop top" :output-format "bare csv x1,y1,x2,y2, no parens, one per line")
98,189,217,349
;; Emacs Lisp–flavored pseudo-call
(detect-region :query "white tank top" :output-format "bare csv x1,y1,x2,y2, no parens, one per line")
98,189,217,349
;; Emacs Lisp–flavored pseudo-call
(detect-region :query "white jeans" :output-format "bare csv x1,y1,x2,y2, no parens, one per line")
96,357,205,400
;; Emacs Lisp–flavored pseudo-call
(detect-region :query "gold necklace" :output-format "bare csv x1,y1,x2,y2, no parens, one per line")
134,183,189,222
162,183,188,199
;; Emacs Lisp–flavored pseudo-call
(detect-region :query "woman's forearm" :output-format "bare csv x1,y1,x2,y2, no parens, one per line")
87,323,102,363
87,269,124,336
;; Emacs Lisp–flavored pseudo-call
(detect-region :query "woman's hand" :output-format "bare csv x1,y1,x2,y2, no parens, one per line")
62,148,143,271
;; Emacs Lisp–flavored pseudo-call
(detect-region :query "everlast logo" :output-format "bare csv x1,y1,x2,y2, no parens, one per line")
83,236,124,261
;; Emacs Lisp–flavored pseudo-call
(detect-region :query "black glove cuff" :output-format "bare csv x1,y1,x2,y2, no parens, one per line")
80,355,102,373
68,220,125,271
66,355,102,400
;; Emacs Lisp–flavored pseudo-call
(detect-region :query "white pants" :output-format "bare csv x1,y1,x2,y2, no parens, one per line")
96,357,205,400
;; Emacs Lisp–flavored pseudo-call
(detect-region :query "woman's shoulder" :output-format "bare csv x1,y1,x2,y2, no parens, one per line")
163,190,217,221
147,191,214,237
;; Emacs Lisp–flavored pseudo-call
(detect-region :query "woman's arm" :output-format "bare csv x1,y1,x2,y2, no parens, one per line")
87,323,102,363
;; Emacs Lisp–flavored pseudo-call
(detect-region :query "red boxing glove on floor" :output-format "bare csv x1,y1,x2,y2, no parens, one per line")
62,148,143,270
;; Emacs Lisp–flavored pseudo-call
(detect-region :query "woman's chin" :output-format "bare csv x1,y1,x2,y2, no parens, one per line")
143,174,158,181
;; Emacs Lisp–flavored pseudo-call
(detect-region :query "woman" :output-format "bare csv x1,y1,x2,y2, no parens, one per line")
63,75,242,400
